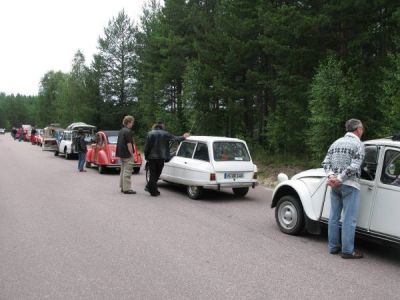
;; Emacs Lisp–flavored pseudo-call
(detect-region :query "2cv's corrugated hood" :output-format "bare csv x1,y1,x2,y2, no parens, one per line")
291,168,326,180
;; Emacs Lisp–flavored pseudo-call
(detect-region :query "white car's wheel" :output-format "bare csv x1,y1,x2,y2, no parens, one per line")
275,195,304,235
187,186,203,200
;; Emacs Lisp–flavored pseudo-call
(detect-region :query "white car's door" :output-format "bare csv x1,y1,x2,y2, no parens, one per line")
369,147,400,238
59,133,67,152
184,142,213,184
357,145,380,229
161,141,196,184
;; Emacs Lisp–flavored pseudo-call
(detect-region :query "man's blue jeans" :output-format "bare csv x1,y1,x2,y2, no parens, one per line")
328,184,360,254
78,152,86,171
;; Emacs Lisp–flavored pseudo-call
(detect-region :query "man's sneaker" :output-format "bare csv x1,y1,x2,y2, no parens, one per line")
122,190,137,194
145,187,160,196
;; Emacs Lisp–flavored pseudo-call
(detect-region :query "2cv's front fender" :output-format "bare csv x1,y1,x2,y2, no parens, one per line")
271,179,320,222
96,150,109,165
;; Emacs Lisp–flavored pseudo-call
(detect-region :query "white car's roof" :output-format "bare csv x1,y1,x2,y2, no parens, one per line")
364,138,400,148
186,136,246,143
66,122,96,130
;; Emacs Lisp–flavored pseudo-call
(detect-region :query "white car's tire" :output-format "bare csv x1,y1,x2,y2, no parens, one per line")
187,186,203,200
275,195,304,235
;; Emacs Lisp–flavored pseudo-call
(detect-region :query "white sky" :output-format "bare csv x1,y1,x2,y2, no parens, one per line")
0,0,148,96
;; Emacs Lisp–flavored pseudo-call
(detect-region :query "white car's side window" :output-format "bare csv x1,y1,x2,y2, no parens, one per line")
380,149,400,186
360,146,379,181
177,142,196,158
193,143,209,162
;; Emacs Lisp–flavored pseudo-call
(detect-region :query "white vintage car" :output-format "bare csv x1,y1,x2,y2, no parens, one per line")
146,136,258,199
56,122,96,159
272,137,400,244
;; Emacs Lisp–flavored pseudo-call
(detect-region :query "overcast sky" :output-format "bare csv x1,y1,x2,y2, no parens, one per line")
0,0,148,96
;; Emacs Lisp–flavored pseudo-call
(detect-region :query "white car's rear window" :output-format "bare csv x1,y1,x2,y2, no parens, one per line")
213,142,250,161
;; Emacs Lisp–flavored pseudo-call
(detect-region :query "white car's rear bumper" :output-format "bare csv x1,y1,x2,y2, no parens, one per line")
204,181,258,189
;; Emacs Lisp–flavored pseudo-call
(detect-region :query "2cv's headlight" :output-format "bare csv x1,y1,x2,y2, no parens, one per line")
277,173,289,183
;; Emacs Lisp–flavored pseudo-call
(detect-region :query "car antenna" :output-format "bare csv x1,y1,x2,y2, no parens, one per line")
189,117,197,134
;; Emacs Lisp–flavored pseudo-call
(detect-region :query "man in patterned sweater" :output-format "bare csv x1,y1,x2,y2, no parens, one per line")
322,119,365,259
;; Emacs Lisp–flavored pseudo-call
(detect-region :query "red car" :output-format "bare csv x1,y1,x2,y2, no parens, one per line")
32,129,44,146
86,131,142,174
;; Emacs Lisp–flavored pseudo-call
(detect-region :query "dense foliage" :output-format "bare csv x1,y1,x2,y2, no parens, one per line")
1,0,400,160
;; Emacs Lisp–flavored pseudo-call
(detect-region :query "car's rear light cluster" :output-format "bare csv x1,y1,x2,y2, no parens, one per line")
210,173,216,181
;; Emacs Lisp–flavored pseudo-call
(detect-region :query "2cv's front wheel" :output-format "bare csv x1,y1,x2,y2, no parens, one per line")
275,195,304,235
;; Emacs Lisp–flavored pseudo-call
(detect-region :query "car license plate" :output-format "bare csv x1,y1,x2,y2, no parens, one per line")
224,172,244,179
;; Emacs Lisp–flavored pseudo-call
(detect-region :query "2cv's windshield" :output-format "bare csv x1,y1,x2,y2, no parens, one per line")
107,135,118,144
213,142,250,161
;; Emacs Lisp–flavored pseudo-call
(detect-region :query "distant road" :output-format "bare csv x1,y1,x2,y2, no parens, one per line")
1,133,399,299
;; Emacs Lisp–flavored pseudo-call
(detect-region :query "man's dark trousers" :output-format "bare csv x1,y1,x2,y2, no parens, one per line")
147,159,164,195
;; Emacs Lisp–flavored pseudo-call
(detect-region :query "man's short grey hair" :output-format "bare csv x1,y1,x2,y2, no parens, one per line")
345,119,362,132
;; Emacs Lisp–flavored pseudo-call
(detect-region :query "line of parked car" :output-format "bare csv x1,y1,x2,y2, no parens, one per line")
13,122,259,200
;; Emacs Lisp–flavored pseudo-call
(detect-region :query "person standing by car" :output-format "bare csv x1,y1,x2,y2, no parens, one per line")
116,115,136,194
11,127,17,140
322,119,365,259
144,121,189,196
77,129,88,172
30,127,37,144
18,127,24,142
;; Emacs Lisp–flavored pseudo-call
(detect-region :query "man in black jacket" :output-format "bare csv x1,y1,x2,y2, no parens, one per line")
77,129,87,172
144,121,189,196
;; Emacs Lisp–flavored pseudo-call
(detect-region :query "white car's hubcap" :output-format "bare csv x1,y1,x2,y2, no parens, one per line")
279,201,298,229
